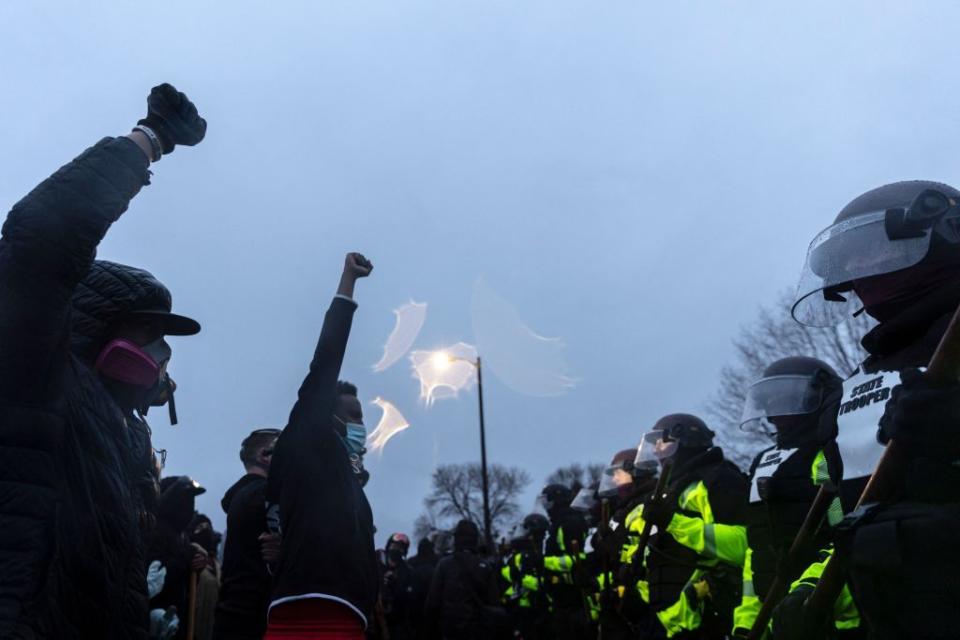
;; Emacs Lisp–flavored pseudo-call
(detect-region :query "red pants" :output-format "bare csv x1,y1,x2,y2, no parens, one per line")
264,598,364,639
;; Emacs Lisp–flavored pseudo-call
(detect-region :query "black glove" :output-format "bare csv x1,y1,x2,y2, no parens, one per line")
642,495,674,530
878,367,960,458
138,83,207,154
771,584,828,640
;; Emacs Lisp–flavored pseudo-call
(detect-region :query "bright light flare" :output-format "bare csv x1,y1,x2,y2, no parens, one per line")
431,351,453,370
366,397,411,455
410,343,478,406
373,301,428,373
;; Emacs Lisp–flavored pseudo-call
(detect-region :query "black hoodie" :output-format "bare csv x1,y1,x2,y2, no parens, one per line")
213,473,270,639
265,296,378,626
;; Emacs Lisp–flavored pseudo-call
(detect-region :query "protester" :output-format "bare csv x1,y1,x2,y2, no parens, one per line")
189,513,222,640
213,428,281,640
148,476,209,640
0,83,205,638
407,537,438,639
380,533,416,640
264,252,378,639
538,484,590,640
632,414,749,639
772,180,960,639
424,520,504,640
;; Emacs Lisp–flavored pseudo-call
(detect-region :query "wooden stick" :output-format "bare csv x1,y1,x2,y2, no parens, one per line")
186,570,199,640
804,304,960,622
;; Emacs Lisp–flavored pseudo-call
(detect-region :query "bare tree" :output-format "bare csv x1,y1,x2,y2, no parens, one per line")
545,463,605,494
417,463,531,542
706,289,873,468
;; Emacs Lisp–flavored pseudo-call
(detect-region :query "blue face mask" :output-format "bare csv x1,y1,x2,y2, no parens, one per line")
335,416,367,474
342,422,367,456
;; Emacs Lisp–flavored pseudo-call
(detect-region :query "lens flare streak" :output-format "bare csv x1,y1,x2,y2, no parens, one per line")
373,301,428,373
367,397,411,455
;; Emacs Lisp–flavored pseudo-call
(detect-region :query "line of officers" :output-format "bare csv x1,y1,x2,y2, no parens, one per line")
497,179,960,640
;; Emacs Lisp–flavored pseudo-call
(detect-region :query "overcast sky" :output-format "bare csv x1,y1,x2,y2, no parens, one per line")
3,1,960,545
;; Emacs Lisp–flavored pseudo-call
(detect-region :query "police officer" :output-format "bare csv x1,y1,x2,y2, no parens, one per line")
633,414,749,639
539,484,590,640
784,181,960,639
501,514,550,640
593,449,659,639
730,357,862,638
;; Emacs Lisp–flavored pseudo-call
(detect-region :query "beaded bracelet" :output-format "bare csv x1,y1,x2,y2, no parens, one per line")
133,124,163,162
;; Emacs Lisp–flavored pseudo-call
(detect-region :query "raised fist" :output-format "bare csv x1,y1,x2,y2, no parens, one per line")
138,83,207,154
343,252,374,279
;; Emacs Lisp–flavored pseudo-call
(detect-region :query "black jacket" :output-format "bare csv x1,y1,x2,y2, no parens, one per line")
408,547,438,638
543,506,588,608
0,138,156,638
265,296,378,626
424,551,500,640
213,474,271,639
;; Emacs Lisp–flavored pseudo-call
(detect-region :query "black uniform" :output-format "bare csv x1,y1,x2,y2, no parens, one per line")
593,478,658,640
645,447,749,640
837,304,960,639
543,506,589,640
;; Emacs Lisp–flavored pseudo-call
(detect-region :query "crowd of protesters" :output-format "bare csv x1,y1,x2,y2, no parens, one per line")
2,83,960,640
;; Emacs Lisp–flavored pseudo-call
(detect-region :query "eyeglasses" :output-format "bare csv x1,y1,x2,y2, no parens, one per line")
154,448,168,470
262,448,275,457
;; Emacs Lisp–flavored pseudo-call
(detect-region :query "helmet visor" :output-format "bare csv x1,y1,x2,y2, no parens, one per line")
597,466,632,498
793,210,933,326
570,487,597,513
740,374,822,429
635,431,677,466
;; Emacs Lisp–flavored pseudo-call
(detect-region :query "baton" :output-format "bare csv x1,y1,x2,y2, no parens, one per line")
804,302,960,623
631,460,674,575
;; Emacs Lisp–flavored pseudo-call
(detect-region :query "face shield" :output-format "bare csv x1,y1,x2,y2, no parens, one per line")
570,487,597,513
597,466,634,498
533,494,549,515
793,210,936,327
739,374,822,434
635,431,676,467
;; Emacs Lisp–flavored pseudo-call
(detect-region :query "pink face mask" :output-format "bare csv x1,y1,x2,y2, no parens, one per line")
94,338,170,388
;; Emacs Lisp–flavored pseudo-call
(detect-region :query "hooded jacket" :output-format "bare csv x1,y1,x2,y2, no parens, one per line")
0,137,160,638
213,473,271,639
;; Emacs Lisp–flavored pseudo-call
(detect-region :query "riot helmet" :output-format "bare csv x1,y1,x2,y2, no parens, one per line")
521,513,550,540
793,181,960,326
740,356,842,448
537,483,573,516
598,447,654,498
636,413,714,467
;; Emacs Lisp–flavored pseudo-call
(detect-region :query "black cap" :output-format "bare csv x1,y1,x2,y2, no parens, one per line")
126,309,200,336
